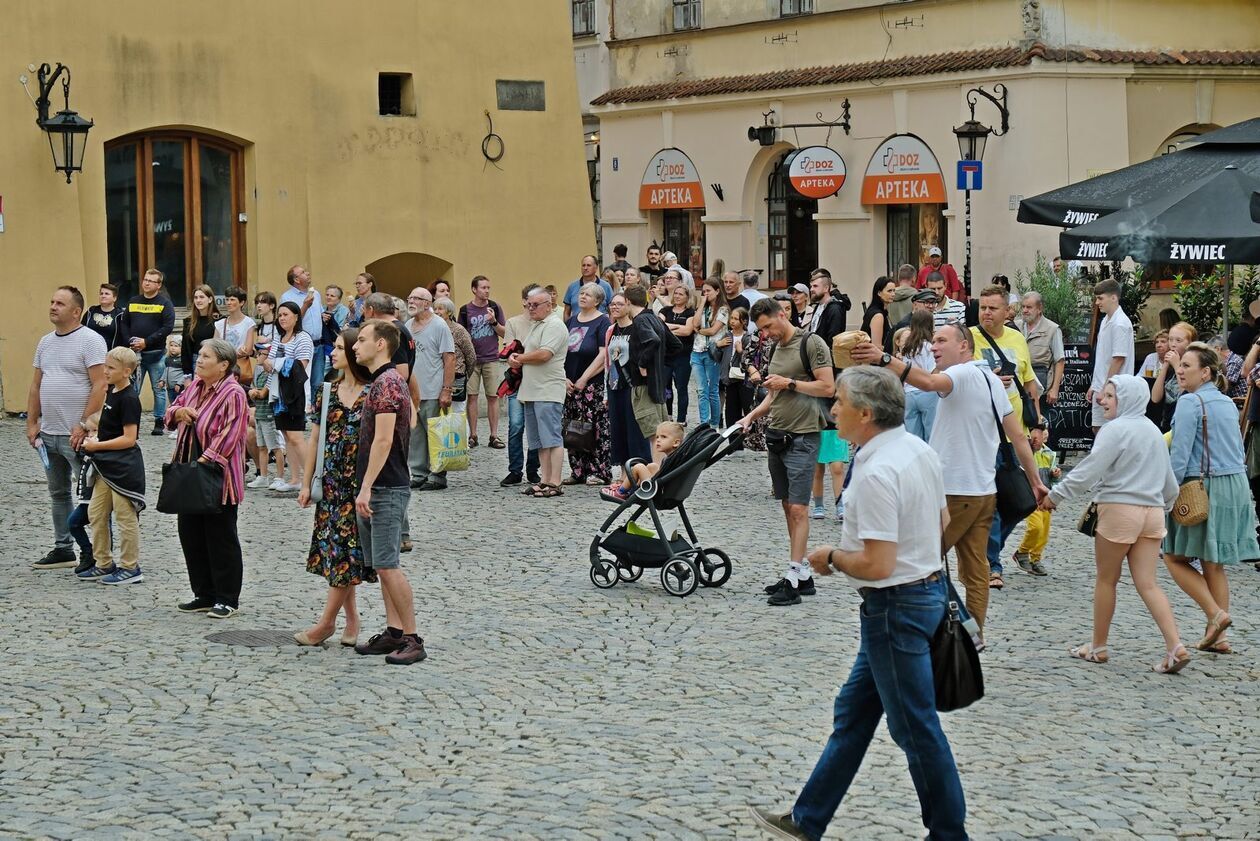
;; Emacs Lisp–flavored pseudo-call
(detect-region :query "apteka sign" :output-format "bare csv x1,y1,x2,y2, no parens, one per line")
861,134,947,205
639,148,705,210
786,146,847,200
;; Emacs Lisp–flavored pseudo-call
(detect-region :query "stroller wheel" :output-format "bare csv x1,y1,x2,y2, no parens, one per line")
618,563,644,582
696,547,732,588
661,559,699,598
590,559,619,589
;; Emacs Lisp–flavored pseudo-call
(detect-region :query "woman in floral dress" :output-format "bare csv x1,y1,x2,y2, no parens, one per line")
295,329,376,647
740,325,772,452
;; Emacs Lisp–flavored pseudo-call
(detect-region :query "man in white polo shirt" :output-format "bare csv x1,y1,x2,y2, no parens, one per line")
1088,278,1134,432
852,323,1046,636
750,366,967,841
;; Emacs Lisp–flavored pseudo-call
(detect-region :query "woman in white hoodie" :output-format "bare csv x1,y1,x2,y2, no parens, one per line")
1039,375,1190,674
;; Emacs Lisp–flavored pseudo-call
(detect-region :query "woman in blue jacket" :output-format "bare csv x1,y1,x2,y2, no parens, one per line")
1164,342,1258,655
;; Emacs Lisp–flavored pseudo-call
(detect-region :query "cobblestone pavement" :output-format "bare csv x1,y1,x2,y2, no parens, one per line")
1,416,1258,840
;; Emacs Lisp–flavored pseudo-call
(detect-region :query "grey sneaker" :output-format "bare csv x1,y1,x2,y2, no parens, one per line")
748,806,809,840
1029,561,1049,577
207,603,239,619
1013,552,1034,574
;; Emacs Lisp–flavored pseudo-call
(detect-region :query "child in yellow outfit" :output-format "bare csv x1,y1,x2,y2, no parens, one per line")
1014,421,1060,576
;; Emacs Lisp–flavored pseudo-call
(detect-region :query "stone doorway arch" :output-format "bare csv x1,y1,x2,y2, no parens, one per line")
363,252,454,299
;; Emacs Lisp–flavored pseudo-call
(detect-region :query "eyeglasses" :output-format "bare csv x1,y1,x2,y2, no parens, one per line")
407,296,429,303
525,302,548,310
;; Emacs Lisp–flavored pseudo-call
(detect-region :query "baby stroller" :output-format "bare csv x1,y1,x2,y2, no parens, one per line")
589,423,743,597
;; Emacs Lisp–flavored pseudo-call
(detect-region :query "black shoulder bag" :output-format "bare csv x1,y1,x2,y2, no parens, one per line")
988,389,1038,523
976,325,1039,429
157,424,225,516
932,553,985,712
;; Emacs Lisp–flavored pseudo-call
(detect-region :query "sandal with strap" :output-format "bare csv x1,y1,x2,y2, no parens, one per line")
989,572,1005,590
1197,609,1232,650
521,483,545,495
1195,639,1234,654
531,483,563,498
1153,645,1191,675
1068,644,1109,663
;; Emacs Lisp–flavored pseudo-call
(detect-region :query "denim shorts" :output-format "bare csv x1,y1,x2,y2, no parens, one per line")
523,401,564,449
355,486,410,570
768,431,820,505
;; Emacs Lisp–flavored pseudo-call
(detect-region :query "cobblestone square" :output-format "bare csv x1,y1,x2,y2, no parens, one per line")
2,421,1257,840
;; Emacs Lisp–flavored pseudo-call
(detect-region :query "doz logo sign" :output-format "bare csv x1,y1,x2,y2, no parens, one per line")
860,134,947,205
639,148,706,210
787,146,847,200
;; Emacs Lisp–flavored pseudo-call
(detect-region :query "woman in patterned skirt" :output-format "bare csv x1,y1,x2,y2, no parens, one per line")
562,283,613,485
295,329,376,647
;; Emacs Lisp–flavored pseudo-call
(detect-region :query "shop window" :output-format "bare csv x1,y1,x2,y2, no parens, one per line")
572,0,596,36
378,73,416,117
104,132,245,308
885,203,948,277
781,0,813,16
673,0,701,31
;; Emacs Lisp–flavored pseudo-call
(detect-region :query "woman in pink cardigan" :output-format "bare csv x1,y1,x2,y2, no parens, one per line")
165,338,249,619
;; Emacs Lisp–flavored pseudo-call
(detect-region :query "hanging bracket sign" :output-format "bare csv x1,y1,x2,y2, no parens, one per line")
785,146,847,200
639,148,706,210
860,134,948,205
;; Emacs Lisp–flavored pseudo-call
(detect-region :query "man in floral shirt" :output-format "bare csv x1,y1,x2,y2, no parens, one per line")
351,320,427,665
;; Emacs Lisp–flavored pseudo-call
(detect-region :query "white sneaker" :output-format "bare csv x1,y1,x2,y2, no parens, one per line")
167,430,178,439
268,478,288,491
247,475,271,489
835,499,846,521
272,481,300,493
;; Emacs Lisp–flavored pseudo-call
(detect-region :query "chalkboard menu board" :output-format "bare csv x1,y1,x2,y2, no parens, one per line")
1051,343,1094,451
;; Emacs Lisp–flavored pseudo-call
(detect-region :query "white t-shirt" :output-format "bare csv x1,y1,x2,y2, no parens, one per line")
267,331,315,411
215,315,253,352
838,427,946,589
743,288,768,304
1092,308,1134,390
33,326,108,435
1139,351,1161,379
902,341,935,394
929,362,1010,496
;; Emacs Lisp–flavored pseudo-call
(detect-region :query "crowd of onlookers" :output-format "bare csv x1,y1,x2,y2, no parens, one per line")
25,245,1260,839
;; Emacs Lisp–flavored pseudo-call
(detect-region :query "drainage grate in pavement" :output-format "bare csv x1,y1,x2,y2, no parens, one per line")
205,630,297,648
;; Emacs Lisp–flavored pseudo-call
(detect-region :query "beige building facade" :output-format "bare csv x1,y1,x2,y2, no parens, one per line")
0,1,595,411
588,0,1260,305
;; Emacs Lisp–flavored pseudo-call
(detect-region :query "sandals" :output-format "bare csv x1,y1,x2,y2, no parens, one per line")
1195,639,1235,654
521,484,545,495
530,483,563,498
989,572,1005,590
1153,645,1192,675
468,434,479,448
487,436,506,449
1197,609,1232,650
1068,644,1110,663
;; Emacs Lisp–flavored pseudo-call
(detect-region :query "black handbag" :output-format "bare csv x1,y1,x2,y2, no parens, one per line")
1077,502,1099,537
987,393,1038,523
157,426,224,516
931,555,985,712
562,419,596,453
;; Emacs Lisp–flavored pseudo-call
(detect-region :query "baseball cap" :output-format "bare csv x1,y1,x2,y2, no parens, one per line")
913,289,940,304
928,246,943,257
790,283,809,294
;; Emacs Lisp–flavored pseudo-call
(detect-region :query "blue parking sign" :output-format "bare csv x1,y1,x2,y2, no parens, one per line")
957,160,983,191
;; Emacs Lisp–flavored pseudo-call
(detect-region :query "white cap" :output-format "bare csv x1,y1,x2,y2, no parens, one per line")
661,251,677,263
928,246,942,257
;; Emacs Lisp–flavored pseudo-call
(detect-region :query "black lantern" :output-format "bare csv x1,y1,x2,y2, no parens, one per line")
34,63,93,183
953,118,992,162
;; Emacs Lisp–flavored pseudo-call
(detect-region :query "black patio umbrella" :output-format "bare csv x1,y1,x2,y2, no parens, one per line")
1018,118,1260,227
1059,165,1260,266
1252,189,1260,223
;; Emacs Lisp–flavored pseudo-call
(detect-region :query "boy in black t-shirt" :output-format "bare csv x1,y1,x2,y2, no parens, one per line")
79,347,147,584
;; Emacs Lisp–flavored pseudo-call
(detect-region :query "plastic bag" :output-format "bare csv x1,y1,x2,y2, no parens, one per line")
427,410,470,472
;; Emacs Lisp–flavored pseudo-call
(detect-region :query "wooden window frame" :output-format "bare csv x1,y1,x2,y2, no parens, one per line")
572,0,596,36
673,0,701,32
105,132,246,304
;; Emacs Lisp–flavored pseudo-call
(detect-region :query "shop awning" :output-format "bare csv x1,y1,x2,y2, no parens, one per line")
860,134,947,205
639,148,705,210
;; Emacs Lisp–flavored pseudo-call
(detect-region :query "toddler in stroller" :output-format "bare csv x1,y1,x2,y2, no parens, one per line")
600,421,684,503
589,423,743,597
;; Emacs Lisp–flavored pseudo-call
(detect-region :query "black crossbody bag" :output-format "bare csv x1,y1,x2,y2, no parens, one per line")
976,325,1039,429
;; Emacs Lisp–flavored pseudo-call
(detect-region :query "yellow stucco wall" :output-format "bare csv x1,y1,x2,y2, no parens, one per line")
0,0,594,411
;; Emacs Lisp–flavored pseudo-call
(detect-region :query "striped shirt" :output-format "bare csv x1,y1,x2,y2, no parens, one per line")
933,299,966,330
266,331,315,410
33,326,107,435
166,375,249,505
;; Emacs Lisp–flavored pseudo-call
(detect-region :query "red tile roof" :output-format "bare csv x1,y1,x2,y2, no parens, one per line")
590,43,1260,106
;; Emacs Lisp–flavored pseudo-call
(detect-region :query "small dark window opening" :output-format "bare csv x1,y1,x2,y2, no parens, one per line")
378,73,415,117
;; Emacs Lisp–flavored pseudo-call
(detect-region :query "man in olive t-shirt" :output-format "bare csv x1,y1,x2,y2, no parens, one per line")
738,297,835,606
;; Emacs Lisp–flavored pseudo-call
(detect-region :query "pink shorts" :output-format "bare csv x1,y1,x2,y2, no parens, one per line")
1096,503,1166,544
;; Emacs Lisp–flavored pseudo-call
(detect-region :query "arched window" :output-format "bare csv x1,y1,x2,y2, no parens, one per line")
105,131,246,307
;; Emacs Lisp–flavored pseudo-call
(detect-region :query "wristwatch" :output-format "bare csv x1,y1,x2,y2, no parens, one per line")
788,380,797,392
877,352,892,367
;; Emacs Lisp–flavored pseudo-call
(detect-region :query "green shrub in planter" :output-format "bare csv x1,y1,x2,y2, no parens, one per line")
1015,253,1089,342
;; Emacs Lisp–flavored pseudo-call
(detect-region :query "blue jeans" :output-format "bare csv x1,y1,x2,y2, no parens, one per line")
309,345,327,395
987,449,1020,574
793,575,968,841
133,349,167,421
664,354,692,423
68,503,92,555
507,393,540,478
905,389,938,441
40,433,81,551
690,350,721,427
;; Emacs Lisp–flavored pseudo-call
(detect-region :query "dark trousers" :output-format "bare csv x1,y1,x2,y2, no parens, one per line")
608,388,651,467
724,380,752,428
663,354,691,423
178,505,243,607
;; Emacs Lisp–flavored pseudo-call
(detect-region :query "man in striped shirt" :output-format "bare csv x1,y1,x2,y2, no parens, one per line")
928,272,966,330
